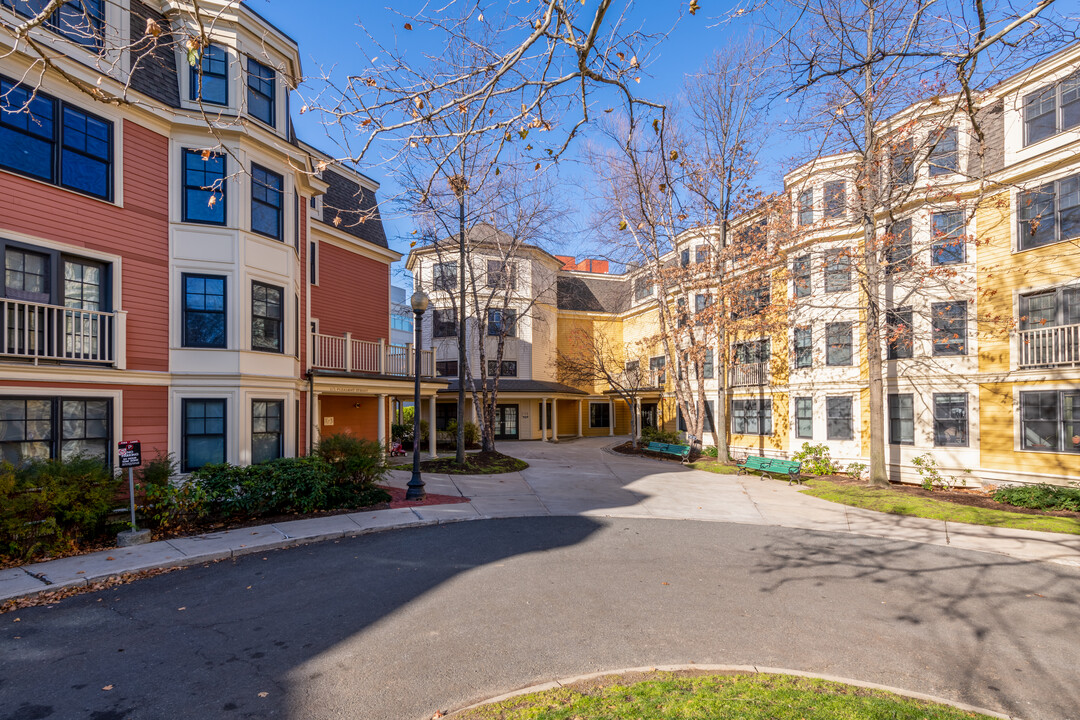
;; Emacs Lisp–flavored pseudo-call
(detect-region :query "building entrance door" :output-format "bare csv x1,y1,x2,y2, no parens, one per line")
494,404,519,440
640,403,658,431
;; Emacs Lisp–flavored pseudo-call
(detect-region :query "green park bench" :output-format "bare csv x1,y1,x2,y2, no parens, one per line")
736,455,803,485
645,441,692,462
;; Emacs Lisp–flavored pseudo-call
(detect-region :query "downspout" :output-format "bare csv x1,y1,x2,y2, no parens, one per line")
307,369,316,455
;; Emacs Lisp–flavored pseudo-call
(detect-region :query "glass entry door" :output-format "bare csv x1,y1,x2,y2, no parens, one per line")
494,404,518,440
640,403,658,430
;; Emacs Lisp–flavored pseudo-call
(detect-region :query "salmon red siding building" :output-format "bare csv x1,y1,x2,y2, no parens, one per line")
0,0,435,474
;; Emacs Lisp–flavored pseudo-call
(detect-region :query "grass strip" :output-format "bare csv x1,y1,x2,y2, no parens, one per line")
801,479,1080,535
687,460,740,474
455,672,994,719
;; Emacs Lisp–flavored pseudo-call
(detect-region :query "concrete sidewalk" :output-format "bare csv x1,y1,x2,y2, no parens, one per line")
4,436,1079,603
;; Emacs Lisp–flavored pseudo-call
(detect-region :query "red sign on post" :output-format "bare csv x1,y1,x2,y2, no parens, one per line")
118,440,142,469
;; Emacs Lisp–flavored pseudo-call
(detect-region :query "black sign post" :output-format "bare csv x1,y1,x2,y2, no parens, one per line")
118,441,142,531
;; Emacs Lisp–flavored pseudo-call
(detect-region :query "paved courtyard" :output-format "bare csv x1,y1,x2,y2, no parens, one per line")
2,437,1080,720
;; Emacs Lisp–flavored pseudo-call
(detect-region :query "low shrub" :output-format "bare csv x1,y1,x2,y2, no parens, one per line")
641,426,681,445
314,433,389,489
792,442,842,476
701,446,719,458
912,453,945,491
0,456,122,562
138,453,208,532
442,420,481,449
993,483,1080,512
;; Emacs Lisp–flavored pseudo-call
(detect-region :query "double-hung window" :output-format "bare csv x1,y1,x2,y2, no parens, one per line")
487,308,516,336
823,249,851,292
251,281,283,352
1023,72,1080,146
891,137,915,186
435,360,458,377
182,398,226,471
634,278,654,300
928,127,959,175
732,398,771,435
246,58,276,127
826,322,853,366
794,326,812,369
931,211,965,264
0,79,112,200
182,274,227,348
649,356,666,385
1017,173,1080,250
824,180,846,219
826,396,853,440
1020,390,1080,453
933,393,968,447
487,359,517,377
251,399,283,463
694,293,711,325
433,262,457,292
885,218,913,274
886,308,913,359
702,348,714,379
931,301,967,356
190,44,229,106
792,255,811,298
734,284,769,318
888,394,914,445
798,188,813,226
678,401,715,433
432,309,457,338
1020,286,1080,331
0,396,111,466
182,149,226,224
3,0,104,48
486,260,516,289
251,165,284,240
794,397,813,439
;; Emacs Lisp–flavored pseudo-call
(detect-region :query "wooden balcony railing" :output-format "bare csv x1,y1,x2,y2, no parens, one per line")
729,361,768,387
1018,324,1080,368
311,332,434,377
1,299,118,365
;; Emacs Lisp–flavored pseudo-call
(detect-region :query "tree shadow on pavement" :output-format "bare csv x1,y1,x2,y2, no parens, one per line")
750,530,1080,719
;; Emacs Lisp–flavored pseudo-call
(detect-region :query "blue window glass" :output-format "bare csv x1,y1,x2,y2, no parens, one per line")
251,281,283,352
246,58,275,126
190,44,229,106
60,105,110,198
0,79,55,182
183,274,227,348
3,1,103,49
183,149,226,224
183,398,226,471
251,165,283,239
931,211,965,265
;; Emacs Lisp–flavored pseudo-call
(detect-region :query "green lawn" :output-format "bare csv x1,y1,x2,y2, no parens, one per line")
455,672,992,719
687,460,740,474
801,478,1080,535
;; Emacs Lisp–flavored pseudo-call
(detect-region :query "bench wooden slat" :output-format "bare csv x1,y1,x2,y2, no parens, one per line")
736,454,803,485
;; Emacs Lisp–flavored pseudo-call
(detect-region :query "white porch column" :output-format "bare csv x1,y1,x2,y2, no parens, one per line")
551,399,559,443
608,398,615,436
428,396,438,458
540,396,548,441
377,394,387,448
577,399,583,437
634,396,641,442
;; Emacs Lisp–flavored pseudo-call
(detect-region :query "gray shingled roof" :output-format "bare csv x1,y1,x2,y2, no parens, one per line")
556,275,630,314
319,170,388,248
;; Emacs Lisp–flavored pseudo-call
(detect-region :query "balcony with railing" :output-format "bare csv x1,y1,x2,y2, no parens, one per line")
1018,324,1080,368
1,299,120,366
311,332,434,377
729,361,769,387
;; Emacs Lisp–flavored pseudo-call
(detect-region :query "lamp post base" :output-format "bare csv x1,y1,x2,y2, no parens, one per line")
405,472,426,501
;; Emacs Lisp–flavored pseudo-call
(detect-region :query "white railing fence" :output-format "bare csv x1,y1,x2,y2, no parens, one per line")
729,362,768,387
1,299,116,365
311,332,434,377
1019,324,1080,368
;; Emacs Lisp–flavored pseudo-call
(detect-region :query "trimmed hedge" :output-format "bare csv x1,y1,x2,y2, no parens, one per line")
993,483,1080,513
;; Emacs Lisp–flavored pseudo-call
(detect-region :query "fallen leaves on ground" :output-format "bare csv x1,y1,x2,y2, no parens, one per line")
0,566,187,615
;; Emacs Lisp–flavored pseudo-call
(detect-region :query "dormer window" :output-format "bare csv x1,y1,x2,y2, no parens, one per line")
247,58,275,127
190,44,229,106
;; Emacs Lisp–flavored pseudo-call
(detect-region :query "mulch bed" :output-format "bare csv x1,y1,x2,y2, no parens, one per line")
384,485,470,508
419,451,528,474
815,474,1080,520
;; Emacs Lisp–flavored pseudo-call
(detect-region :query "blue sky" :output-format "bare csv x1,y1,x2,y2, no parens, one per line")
248,1,784,283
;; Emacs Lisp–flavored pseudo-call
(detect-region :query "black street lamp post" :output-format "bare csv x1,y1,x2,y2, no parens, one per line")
407,290,430,500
